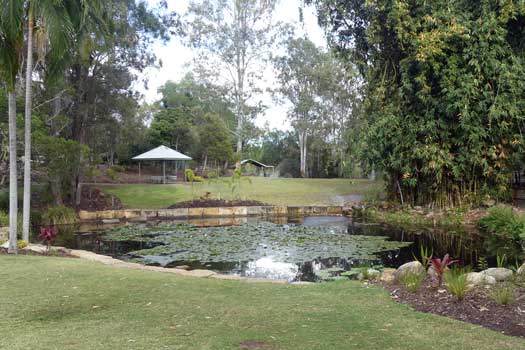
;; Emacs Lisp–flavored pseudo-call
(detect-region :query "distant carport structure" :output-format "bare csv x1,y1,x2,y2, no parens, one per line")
132,145,192,184
240,159,275,177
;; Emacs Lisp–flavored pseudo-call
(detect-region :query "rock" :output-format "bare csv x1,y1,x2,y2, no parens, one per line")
395,261,425,280
174,265,190,270
517,263,525,275
380,268,396,283
102,219,120,224
480,268,514,282
465,272,495,287
366,268,381,279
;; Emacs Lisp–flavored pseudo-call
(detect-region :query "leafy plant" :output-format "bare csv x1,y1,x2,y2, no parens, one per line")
496,253,507,268
17,240,28,249
478,205,525,240
428,254,458,287
223,169,251,199
185,169,197,202
477,256,489,271
490,285,516,306
413,245,433,268
107,168,119,181
0,211,8,226
38,227,58,254
444,268,470,300
111,165,125,173
398,272,426,293
42,206,77,225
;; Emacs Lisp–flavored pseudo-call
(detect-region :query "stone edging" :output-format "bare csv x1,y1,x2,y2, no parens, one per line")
78,205,349,222
23,244,313,285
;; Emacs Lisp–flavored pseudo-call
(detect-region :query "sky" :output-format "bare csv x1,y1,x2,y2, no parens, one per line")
140,0,327,131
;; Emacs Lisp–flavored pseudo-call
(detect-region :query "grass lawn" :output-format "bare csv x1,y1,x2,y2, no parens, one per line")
1,256,523,350
100,177,379,209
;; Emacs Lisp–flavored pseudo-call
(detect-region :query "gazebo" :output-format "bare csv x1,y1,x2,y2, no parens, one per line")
132,145,192,184
240,159,275,177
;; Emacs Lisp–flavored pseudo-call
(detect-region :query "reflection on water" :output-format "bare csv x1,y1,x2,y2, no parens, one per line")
40,215,524,282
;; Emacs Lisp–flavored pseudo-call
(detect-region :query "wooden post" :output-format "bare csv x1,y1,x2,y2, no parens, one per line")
138,161,141,183
163,160,166,184
183,161,187,182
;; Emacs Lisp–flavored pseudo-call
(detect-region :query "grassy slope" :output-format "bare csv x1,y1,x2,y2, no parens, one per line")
0,255,522,350
100,177,379,209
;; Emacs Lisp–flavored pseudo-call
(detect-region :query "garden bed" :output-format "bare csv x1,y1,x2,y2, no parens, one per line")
379,279,525,338
168,199,269,208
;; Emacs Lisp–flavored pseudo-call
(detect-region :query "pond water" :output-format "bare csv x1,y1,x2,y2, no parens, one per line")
47,216,524,282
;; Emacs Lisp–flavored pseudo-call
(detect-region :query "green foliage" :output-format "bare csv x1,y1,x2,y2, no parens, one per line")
444,268,470,300
223,169,252,199
111,165,125,173
478,205,525,239
311,0,525,207
363,186,383,205
106,168,119,181
0,210,8,226
352,207,378,220
413,245,433,269
496,253,507,268
41,206,77,225
490,285,516,306
477,256,489,271
399,272,426,293
193,176,204,183
85,166,102,180
16,240,27,249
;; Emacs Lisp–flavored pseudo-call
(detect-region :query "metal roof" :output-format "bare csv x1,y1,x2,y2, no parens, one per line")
132,145,192,161
240,159,274,168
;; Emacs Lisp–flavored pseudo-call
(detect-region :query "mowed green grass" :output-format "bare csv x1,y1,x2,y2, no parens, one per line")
100,177,379,209
0,255,522,350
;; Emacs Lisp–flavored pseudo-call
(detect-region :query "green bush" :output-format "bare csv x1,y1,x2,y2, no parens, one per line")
399,272,426,293
107,168,119,181
42,206,77,225
444,268,470,300
193,176,204,183
17,240,28,249
478,205,525,239
111,165,125,173
490,285,516,305
0,211,8,226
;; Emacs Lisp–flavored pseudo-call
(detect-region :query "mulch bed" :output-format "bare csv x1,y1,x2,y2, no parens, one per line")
79,186,123,211
169,199,269,208
378,279,525,338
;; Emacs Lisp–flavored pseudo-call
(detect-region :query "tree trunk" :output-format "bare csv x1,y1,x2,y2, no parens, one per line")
22,12,34,242
8,91,18,254
203,153,208,172
299,131,308,178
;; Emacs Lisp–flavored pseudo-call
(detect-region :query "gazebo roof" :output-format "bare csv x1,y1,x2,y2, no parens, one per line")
240,159,274,168
132,145,192,161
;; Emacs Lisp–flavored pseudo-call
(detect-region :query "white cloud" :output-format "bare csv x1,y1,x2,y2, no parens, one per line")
138,0,326,131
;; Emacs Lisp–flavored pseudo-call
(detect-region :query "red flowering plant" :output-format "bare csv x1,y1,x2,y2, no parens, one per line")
428,254,458,287
38,227,58,255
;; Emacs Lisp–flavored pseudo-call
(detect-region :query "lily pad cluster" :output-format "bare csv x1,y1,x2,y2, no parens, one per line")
102,222,411,267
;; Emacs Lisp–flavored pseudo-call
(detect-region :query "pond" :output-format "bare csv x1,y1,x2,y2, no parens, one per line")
46,216,524,282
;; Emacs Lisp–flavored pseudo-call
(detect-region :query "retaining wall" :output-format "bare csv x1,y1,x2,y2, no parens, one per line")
78,205,349,222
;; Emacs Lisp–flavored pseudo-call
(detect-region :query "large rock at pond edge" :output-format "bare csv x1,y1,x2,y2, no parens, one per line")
465,272,495,287
517,264,525,275
480,268,514,282
395,261,425,280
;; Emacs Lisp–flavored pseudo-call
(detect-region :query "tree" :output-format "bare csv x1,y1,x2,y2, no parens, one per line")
197,113,235,169
22,0,77,242
0,0,24,253
274,37,328,177
186,0,281,159
311,0,525,206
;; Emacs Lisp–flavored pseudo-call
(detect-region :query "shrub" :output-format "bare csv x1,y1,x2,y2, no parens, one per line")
428,254,458,287
352,207,378,220
17,240,28,249
399,272,426,293
490,285,516,305
478,205,525,239
0,211,8,226
111,165,125,173
193,176,204,183
85,166,102,180
42,206,77,225
38,227,58,254
444,268,470,300
107,168,119,181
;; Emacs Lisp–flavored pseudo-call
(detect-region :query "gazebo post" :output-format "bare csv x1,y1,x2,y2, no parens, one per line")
183,161,186,182
138,161,141,183
162,160,166,184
